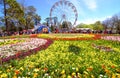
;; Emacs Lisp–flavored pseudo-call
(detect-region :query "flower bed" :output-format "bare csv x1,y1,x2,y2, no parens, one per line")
91,43,114,52
0,34,120,78
0,38,25,46
0,39,120,78
0,35,30,39
101,36,120,42
38,34,101,40
0,38,53,63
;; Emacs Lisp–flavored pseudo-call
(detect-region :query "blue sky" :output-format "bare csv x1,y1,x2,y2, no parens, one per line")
2,0,120,25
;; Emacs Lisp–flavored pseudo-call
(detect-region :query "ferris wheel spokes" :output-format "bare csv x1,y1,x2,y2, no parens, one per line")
50,0,78,31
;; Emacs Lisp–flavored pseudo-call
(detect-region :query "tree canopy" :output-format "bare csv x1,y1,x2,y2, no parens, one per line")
0,0,41,32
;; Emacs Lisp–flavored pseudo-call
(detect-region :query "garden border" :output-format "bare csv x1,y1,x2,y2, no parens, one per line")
1,38,53,63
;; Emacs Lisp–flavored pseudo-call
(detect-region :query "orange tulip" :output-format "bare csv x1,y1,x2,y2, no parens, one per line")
44,68,48,71
87,67,93,71
15,70,20,75
111,65,115,68
102,64,106,69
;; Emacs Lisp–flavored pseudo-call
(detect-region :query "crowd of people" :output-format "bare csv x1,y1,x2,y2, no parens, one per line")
0,28,119,37
0,30,36,37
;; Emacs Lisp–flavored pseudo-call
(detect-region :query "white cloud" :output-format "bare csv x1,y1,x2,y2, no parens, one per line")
83,0,97,11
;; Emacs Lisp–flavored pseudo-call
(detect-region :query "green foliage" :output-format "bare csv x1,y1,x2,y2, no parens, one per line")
0,0,41,31
93,21,104,30
76,23,86,28
61,21,72,29
0,26,6,31
24,6,41,29
76,21,104,31
76,23,93,29
2,0,25,31
68,45,81,54
34,14,41,25
50,25,54,32
18,17,26,26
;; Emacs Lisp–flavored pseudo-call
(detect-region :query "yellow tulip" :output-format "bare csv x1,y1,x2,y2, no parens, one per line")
13,75,17,78
33,68,39,72
0,71,2,74
33,73,38,78
61,70,65,74
77,73,82,77
19,67,24,71
116,74,120,78
76,67,79,72
72,72,76,76
7,69,10,72
61,74,66,78
1,73,7,78
83,71,88,75
91,75,95,78
67,75,71,78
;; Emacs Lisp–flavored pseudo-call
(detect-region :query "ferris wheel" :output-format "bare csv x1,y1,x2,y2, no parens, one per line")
50,0,78,27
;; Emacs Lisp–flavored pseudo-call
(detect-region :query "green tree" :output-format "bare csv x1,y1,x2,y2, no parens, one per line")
45,17,50,26
62,21,69,28
45,17,58,27
102,13,120,34
24,6,41,29
111,15,120,34
93,21,104,31
76,23,94,29
1,0,41,31
7,0,24,31
24,6,35,29
0,0,24,31
34,14,41,25
76,23,86,28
